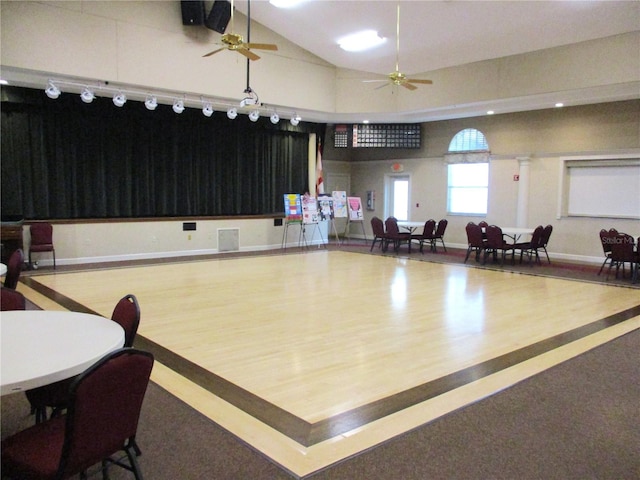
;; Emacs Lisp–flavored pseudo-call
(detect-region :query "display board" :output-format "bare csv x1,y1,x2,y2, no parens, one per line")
318,194,334,220
347,197,364,221
302,194,320,224
332,191,348,218
283,194,302,221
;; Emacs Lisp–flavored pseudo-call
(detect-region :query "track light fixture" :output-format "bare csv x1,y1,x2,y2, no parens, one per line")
45,81,61,99
249,109,260,122
202,102,214,117
80,87,95,103
112,92,127,107
144,95,158,111
227,107,238,120
270,112,280,124
172,99,185,114
290,114,300,126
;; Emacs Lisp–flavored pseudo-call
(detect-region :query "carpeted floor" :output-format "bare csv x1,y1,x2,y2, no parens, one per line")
2,325,638,479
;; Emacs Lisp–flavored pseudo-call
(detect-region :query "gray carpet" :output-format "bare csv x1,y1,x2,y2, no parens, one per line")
2,329,638,479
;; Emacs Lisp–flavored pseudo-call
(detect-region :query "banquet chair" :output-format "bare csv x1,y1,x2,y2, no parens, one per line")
464,222,485,263
539,224,553,264
370,217,388,252
29,222,56,269
26,294,141,424
597,228,618,275
515,225,544,265
484,225,515,265
1,348,154,480
606,233,636,281
384,217,412,253
432,219,448,252
3,248,24,290
1,286,26,311
412,219,436,253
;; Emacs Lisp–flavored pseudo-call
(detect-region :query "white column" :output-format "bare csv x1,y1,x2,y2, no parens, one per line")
516,157,531,227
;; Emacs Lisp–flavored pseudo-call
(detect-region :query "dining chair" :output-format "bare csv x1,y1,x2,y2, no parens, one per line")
1,348,154,480
412,219,436,254
29,222,56,269
606,233,635,280
431,219,448,252
464,222,485,263
370,217,388,252
26,294,141,424
483,225,515,265
384,217,412,253
0,286,26,311
539,224,553,264
3,249,24,290
515,225,544,265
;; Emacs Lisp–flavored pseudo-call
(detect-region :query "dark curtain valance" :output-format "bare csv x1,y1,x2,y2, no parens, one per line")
1,86,325,220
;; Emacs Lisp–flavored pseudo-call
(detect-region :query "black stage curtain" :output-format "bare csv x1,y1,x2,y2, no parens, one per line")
1,86,324,220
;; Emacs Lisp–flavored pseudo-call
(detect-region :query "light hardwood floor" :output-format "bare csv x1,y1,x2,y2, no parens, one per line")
17,251,640,477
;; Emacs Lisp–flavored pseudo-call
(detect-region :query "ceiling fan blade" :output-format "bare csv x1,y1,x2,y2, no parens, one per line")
237,47,261,61
400,82,418,91
202,47,225,58
245,43,278,51
406,79,433,85
363,79,387,83
375,83,390,90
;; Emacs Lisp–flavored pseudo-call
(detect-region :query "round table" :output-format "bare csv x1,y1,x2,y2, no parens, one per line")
0,263,7,276
1,311,125,395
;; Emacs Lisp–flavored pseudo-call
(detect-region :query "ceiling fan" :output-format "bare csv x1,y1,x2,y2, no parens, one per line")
203,0,278,61
364,4,433,91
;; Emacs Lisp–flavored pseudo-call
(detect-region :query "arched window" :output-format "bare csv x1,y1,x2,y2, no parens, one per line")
446,128,490,215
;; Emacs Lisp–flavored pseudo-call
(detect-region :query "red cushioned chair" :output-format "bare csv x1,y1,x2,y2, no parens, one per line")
464,222,485,263
413,219,437,254
384,217,412,253
29,222,56,269
370,216,389,252
2,348,154,480
3,248,24,290
0,286,26,311
431,219,448,252
484,225,515,265
26,294,141,424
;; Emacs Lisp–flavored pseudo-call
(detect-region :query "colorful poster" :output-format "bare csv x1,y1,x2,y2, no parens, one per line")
332,191,347,218
347,196,364,221
318,194,334,221
283,193,302,221
302,194,320,224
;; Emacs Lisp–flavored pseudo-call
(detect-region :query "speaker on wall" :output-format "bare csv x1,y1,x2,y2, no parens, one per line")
205,0,232,34
181,1,205,26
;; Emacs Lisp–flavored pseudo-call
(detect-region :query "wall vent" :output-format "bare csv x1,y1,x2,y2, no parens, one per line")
218,228,239,252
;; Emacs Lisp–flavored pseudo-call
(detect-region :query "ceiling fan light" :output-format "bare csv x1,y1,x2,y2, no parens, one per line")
80,87,95,103
202,103,214,117
144,95,158,111
338,30,385,52
112,92,127,107
290,114,300,126
45,81,61,99
172,99,185,114
270,112,280,124
249,109,260,122
227,107,238,120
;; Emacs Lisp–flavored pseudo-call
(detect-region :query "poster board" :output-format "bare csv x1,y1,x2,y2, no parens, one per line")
302,194,320,224
283,194,302,222
318,194,334,221
332,191,348,218
347,196,364,221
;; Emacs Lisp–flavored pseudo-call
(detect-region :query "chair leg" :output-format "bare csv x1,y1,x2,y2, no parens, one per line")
598,256,610,275
464,247,472,263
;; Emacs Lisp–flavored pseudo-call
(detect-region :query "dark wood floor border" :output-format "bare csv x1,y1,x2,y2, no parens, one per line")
20,272,640,447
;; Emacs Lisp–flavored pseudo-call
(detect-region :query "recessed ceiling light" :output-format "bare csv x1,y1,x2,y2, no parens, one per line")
338,30,386,52
555,102,564,108
487,110,494,115
363,120,370,124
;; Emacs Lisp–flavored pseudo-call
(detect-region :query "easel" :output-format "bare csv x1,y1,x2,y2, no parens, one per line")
281,220,307,249
304,221,328,248
343,217,367,244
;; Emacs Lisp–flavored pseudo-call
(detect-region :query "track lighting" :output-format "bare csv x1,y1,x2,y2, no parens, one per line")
112,92,127,107
249,109,260,122
45,81,61,99
144,95,158,111
227,107,238,120
172,99,185,114
80,87,95,103
290,114,300,126
270,112,279,124
202,102,214,117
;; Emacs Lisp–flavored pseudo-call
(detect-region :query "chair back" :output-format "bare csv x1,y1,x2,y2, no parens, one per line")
599,229,612,254
384,217,400,235
371,217,385,237
529,225,545,248
1,286,26,311
478,221,489,229
4,249,24,290
541,224,553,246
29,223,54,250
111,294,141,348
59,348,154,478
421,219,436,237
465,222,484,247
610,234,635,262
484,225,504,248
434,219,448,237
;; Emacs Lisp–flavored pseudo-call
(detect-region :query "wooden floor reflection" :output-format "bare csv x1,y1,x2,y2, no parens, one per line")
21,251,640,477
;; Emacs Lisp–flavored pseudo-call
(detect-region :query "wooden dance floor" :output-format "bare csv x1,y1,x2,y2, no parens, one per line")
21,250,640,477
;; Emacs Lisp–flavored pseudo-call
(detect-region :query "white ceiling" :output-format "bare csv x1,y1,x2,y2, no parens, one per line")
235,0,639,78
